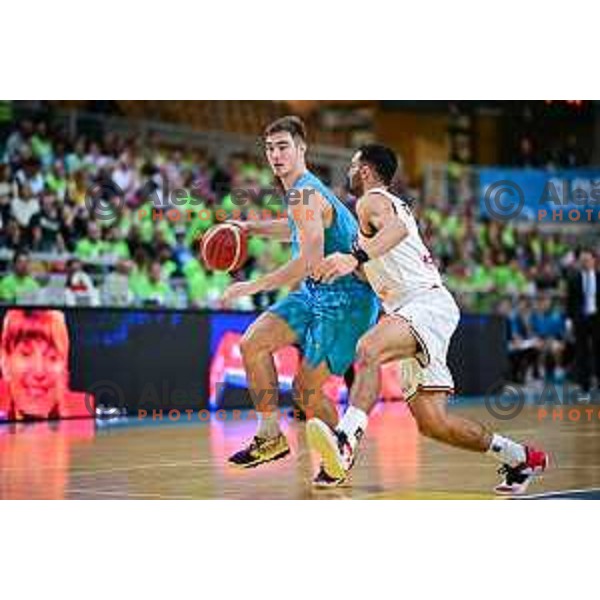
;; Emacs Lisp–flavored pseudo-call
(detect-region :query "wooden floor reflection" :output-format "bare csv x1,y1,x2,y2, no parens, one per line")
2,402,600,499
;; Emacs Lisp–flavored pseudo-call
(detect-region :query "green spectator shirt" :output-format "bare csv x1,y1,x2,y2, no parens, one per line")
104,240,131,260
75,239,107,259
0,274,40,303
134,277,174,306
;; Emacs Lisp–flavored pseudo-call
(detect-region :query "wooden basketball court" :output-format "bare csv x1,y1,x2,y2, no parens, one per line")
1,401,599,499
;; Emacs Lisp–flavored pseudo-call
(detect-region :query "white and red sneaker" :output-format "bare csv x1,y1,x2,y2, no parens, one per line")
307,418,354,481
494,446,549,496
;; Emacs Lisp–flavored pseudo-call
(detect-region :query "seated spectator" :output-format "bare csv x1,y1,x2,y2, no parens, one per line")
28,194,65,253
468,254,495,293
134,259,174,307
497,298,541,384
75,222,106,259
16,158,45,196
11,184,40,229
172,226,194,272
112,152,136,200
0,218,25,251
490,252,513,291
0,164,12,213
102,259,134,306
45,160,68,201
531,295,566,382
126,223,148,258
66,168,88,207
535,260,560,291
58,204,79,252
154,227,175,258
507,258,532,295
186,260,210,308
83,141,110,171
3,120,33,164
130,247,150,295
0,251,41,304
104,226,131,260
158,246,177,280
64,258,99,306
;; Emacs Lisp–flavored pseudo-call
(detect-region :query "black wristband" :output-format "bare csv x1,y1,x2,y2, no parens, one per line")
351,239,370,264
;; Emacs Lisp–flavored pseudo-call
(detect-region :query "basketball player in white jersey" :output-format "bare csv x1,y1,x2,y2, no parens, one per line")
308,144,548,495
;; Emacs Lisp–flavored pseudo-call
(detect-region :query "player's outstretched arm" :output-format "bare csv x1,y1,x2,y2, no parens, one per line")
230,218,291,240
243,188,324,291
221,257,307,305
222,190,324,303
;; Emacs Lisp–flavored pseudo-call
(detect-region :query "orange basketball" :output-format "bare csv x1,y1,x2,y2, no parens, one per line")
199,223,248,273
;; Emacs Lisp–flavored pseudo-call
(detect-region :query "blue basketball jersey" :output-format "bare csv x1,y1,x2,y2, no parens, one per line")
270,171,380,374
286,171,363,288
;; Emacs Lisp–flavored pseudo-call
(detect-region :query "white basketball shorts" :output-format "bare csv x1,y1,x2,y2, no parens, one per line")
390,285,460,396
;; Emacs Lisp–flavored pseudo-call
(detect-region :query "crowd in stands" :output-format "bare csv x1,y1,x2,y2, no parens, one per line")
0,118,293,310
412,185,598,386
0,116,598,386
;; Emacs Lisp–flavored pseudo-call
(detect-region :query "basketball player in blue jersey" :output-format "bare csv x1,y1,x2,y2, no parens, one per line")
222,116,379,481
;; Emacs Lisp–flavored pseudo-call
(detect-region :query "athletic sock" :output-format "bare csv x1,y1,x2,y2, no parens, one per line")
257,411,281,439
487,434,527,467
337,406,368,450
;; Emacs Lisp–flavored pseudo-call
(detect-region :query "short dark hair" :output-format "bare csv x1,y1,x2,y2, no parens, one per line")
263,115,307,143
358,144,398,186
576,247,595,259
66,258,82,270
13,250,29,265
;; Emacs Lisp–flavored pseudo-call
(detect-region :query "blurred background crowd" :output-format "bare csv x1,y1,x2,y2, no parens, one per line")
0,100,599,388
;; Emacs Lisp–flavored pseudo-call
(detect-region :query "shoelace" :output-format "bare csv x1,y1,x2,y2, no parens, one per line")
336,431,351,455
497,463,527,485
247,436,265,452
497,464,511,476
250,435,283,450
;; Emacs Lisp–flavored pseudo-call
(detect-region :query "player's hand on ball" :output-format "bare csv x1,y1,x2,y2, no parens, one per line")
314,253,359,283
222,281,258,305
228,220,252,233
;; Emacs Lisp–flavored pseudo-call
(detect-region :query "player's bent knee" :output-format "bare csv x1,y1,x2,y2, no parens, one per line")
239,331,254,357
240,329,268,358
240,316,280,356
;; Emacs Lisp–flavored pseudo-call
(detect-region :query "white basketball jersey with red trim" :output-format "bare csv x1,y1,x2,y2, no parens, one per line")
360,187,443,312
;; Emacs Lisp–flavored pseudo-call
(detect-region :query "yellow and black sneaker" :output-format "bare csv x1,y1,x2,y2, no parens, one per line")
228,434,291,468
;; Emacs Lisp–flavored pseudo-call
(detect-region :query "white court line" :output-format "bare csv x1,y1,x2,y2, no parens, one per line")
69,459,213,477
66,488,195,499
1,459,212,476
519,487,600,499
